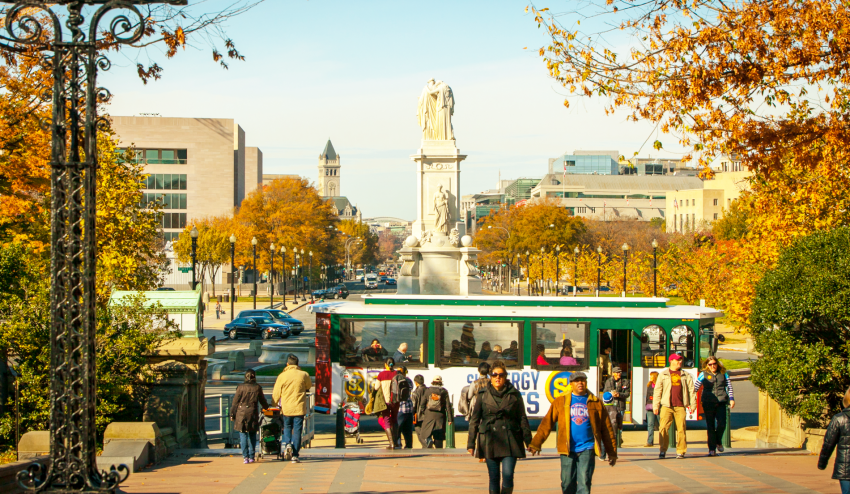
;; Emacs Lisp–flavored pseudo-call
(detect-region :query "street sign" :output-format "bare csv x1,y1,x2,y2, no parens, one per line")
178,267,193,273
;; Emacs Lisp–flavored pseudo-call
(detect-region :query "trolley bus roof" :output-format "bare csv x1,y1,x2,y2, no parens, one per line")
307,295,723,320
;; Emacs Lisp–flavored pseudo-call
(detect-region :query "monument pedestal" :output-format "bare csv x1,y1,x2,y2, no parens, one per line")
398,234,481,296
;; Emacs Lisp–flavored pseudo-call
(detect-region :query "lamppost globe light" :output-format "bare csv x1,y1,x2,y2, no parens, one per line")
488,225,492,229
541,246,545,253
270,242,275,251
281,245,286,253
556,245,561,252
652,238,659,248
574,246,580,254
597,246,603,254
309,251,313,257
190,226,199,238
229,234,236,244
622,243,629,251
526,250,529,255
251,237,258,246
300,248,304,254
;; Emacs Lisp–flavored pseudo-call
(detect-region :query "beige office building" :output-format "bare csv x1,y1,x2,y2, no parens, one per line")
112,116,263,242
666,170,751,232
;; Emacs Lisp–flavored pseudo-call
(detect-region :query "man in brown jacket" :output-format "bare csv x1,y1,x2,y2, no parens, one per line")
528,372,616,494
652,353,695,459
272,354,312,462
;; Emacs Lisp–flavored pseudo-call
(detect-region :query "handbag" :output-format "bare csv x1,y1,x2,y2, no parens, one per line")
371,387,388,415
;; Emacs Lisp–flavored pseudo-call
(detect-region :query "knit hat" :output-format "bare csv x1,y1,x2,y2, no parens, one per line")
602,392,614,403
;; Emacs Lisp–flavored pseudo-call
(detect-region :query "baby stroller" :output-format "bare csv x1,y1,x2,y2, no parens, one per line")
344,402,364,444
259,407,283,460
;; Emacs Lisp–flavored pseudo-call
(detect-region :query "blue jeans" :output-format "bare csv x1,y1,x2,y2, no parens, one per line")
397,411,414,448
560,450,595,494
841,480,850,494
485,456,517,492
646,409,657,445
282,415,304,458
239,431,257,459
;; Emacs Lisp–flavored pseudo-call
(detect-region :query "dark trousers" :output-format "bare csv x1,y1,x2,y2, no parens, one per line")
840,480,850,494
560,450,595,494
703,402,728,452
485,456,517,492
397,411,414,448
282,415,304,458
599,407,622,458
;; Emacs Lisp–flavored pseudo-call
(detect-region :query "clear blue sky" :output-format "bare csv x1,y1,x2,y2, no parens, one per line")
102,0,681,220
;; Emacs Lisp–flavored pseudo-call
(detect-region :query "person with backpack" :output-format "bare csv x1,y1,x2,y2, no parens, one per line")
420,375,452,448
467,360,532,494
411,374,429,448
394,366,415,449
461,362,491,462
374,357,400,449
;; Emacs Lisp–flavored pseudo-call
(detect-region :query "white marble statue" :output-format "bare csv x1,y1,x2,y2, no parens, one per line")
434,184,451,235
417,79,455,141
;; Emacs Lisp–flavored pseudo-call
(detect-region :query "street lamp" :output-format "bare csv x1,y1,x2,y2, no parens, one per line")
621,243,629,297
295,253,301,303
190,226,199,290
229,234,236,321
309,251,314,302
555,245,561,296
652,238,659,297
596,246,603,297
300,249,306,302
573,245,580,297
540,246,545,297
251,237,258,309
515,253,520,296
280,246,288,310
270,242,275,309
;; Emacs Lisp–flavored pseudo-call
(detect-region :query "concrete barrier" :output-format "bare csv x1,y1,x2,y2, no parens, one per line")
248,340,263,356
259,343,316,366
103,422,168,464
18,431,49,460
227,351,245,370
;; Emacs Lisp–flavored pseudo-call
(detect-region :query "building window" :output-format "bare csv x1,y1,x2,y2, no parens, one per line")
577,207,587,214
140,193,187,210
713,213,719,220
713,199,718,206
144,174,187,190
121,148,188,165
163,231,182,242
160,212,187,230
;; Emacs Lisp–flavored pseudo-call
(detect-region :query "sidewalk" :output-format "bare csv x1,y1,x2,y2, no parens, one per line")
118,447,835,494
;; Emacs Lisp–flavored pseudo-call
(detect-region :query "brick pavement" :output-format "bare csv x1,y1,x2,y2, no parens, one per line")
119,449,840,494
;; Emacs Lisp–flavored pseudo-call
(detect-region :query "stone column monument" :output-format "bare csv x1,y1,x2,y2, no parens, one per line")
398,79,482,295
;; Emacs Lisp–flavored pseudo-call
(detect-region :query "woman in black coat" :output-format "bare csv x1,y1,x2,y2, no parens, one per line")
230,369,269,464
467,360,532,494
819,386,850,494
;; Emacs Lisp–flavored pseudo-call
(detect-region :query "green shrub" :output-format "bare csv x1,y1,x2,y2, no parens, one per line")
749,227,850,425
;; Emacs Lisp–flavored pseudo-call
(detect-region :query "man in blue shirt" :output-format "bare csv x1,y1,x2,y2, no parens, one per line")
529,372,617,494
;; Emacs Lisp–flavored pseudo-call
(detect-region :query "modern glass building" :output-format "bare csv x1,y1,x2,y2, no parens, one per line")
550,153,620,175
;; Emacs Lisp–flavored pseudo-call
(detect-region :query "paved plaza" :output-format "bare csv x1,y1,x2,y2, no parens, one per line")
119,448,837,494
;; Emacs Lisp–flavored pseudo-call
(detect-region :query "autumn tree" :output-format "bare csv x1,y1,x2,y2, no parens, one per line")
378,230,402,263
338,219,380,267
173,216,232,296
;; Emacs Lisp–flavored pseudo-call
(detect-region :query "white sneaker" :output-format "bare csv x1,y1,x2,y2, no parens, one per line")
291,456,300,463
283,444,293,461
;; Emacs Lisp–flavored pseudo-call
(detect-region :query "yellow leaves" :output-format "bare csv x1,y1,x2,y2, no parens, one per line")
652,140,663,150
162,26,186,58
525,5,529,13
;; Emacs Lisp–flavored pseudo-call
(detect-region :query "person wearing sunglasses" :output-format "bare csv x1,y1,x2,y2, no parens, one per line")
467,360,532,494
693,356,735,456
528,371,616,494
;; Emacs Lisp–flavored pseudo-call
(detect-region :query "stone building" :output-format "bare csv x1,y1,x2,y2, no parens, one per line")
666,169,751,232
112,116,262,242
316,139,362,222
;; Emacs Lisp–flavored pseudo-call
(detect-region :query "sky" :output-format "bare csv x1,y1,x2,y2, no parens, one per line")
100,0,686,220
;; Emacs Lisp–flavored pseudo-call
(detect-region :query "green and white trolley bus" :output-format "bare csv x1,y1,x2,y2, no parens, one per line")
308,295,723,424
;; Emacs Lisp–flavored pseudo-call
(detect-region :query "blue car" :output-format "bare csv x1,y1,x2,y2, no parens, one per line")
385,278,397,285
237,309,304,335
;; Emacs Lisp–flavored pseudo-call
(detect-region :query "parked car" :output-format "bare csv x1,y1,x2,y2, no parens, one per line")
223,316,290,340
598,286,612,292
236,309,304,335
365,280,378,289
328,284,349,299
156,287,175,291
385,278,397,286
380,275,388,282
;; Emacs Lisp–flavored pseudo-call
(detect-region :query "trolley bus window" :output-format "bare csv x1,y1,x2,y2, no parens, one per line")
699,325,714,368
339,319,427,367
436,321,522,368
640,324,667,368
670,325,696,368
531,322,588,370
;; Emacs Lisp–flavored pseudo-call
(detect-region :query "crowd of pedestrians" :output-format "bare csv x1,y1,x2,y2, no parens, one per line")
229,353,850,494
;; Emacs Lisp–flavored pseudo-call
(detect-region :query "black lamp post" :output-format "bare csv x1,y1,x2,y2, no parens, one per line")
229,234,236,321
596,246,603,296
573,245,580,297
652,238,659,297
540,247,545,296
309,251,314,302
251,237,258,309
621,243,629,297
270,242,275,309
281,246,288,310
300,249,307,302
295,253,301,302
525,250,530,296
555,245,561,296
516,253,520,296
291,267,296,305
190,226,199,290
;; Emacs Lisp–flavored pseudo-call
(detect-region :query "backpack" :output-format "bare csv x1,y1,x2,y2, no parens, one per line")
390,373,411,404
426,387,444,412
457,385,471,416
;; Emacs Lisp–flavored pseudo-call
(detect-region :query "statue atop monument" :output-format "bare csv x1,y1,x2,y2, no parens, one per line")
417,79,455,141
433,184,451,235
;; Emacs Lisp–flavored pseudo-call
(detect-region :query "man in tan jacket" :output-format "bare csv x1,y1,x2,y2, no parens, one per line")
272,354,312,462
652,353,695,459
